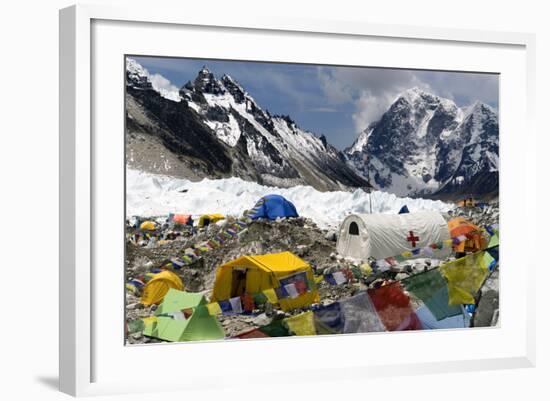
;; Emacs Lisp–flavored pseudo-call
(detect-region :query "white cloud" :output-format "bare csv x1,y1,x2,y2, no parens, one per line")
148,74,181,102
318,66,432,131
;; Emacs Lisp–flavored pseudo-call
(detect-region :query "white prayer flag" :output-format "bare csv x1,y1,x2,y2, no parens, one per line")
332,271,347,285
229,296,243,313
284,283,299,299
171,311,186,320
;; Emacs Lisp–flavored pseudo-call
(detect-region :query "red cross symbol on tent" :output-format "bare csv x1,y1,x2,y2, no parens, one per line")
406,231,420,247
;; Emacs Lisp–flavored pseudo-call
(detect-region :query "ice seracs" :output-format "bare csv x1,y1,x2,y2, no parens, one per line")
126,169,453,229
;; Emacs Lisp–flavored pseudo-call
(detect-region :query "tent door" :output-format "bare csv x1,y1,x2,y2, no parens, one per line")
230,268,247,297
343,222,364,259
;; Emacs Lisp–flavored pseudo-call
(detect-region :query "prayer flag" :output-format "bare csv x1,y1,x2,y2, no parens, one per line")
440,252,489,305
339,292,385,333
332,271,348,285
263,288,278,304
367,283,422,331
253,292,268,305
170,311,186,320
241,293,255,312
284,311,316,336
258,319,291,337
284,283,299,299
218,300,232,313
206,302,222,316
402,269,462,321
229,296,243,313
313,302,344,334
324,273,337,285
482,252,496,271
421,247,434,257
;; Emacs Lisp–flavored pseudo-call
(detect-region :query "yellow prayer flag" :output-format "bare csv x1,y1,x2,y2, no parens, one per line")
263,288,278,304
284,311,316,336
402,251,413,258
360,263,373,276
142,316,158,325
443,239,453,247
440,252,489,305
206,302,222,316
314,275,324,284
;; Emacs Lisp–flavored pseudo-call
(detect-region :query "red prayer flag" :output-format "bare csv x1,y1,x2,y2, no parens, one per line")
294,279,308,295
233,328,270,339
367,283,422,331
241,293,255,312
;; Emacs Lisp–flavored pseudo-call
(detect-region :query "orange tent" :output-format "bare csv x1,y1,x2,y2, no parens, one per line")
172,214,192,225
448,217,487,253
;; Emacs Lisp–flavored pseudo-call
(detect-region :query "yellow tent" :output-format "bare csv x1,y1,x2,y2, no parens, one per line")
210,251,319,311
140,220,157,231
198,213,225,228
140,270,184,306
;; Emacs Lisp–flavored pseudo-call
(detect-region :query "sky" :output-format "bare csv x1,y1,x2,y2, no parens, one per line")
132,56,499,150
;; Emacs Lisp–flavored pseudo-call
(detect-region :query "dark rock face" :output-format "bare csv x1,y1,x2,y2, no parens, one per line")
126,58,370,191
346,88,499,198
126,86,233,175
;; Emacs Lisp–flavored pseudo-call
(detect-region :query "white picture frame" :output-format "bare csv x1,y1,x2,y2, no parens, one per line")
59,3,536,397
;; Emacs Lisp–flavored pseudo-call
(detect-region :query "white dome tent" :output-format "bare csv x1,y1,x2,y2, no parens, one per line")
336,211,451,261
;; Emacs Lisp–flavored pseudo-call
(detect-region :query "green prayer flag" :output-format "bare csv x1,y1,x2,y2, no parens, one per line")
258,319,291,337
253,292,268,305
403,269,462,321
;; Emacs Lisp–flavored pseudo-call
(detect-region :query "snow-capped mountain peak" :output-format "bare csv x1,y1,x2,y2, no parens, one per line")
126,59,370,192
346,87,499,197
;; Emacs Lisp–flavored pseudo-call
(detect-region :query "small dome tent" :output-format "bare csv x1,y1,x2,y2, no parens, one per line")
336,211,451,261
248,194,299,220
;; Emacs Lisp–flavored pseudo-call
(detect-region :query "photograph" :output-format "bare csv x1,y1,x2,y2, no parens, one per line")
124,55,500,344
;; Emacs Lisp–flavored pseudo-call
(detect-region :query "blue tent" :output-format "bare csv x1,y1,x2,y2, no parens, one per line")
248,194,299,220
398,205,410,214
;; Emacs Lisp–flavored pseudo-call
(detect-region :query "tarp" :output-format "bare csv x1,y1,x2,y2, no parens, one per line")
144,289,225,342
140,270,184,306
336,212,451,261
210,251,319,311
248,194,299,220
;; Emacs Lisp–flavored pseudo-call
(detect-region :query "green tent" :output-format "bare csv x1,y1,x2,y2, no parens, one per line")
144,289,225,342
